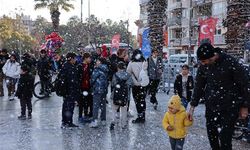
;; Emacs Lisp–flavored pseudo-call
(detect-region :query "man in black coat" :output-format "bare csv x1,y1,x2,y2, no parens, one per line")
188,43,250,150
61,52,82,128
37,49,52,96
0,48,9,96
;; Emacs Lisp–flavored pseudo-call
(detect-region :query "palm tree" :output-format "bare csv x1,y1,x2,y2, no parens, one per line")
223,0,250,58
147,0,167,56
34,0,74,31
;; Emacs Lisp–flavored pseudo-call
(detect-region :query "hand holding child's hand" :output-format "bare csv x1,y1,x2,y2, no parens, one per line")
166,126,174,131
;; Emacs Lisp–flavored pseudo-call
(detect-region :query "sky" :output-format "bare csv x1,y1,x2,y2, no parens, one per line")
0,0,140,35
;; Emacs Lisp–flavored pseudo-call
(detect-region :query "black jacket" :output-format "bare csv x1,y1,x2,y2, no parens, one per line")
174,74,194,101
61,62,82,101
190,53,250,111
16,73,34,99
37,56,52,80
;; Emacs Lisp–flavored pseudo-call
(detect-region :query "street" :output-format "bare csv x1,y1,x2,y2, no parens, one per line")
0,89,250,150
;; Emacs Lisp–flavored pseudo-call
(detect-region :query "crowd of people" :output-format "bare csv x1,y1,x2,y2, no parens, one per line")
0,42,249,150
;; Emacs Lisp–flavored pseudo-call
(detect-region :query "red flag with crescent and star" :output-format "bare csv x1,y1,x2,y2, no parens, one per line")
199,17,218,45
111,34,120,54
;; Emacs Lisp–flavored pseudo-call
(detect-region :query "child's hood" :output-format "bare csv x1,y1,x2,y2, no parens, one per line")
168,95,185,113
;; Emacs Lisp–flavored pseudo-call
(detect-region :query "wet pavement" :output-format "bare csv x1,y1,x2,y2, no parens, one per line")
0,89,250,150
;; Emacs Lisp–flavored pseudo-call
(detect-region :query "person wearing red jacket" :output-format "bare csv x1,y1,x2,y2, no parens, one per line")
78,52,93,122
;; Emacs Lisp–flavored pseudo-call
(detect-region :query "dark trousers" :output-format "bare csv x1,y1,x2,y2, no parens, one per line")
20,98,32,116
0,72,4,96
132,86,147,120
205,108,238,150
62,99,75,124
5,77,17,96
169,137,185,150
78,89,93,118
148,79,160,104
93,93,106,121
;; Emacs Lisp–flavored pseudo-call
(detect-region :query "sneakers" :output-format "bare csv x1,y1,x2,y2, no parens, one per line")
9,94,15,101
127,111,134,118
89,120,98,128
18,115,26,120
27,114,32,119
68,123,79,127
132,118,145,124
61,123,78,128
100,120,106,126
153,103,158,110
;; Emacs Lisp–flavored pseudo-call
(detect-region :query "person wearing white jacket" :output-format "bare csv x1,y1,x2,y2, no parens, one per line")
2,54,21,100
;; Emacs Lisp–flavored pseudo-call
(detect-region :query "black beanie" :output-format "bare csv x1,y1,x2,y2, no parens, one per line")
197,43,215,60
66,52,76,61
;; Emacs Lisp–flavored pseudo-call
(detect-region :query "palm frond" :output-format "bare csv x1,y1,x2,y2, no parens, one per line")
34,2,49,10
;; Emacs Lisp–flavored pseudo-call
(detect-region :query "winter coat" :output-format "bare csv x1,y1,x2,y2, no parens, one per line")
15,73,34,99
21,57,37,76
190,53,250,110
60,62,82,100
147,56,163,80
2,59,21,79
162,95,193,139
91,64,109,95
174,74,194,101
110,70,133,101
127,61,148,86
37,56,52,80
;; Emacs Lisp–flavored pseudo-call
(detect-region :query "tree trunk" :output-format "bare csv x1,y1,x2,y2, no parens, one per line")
50,9,61,32
223,0,250,58
147,0,167,56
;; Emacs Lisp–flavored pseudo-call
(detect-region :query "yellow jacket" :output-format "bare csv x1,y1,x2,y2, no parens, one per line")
162,95,193,139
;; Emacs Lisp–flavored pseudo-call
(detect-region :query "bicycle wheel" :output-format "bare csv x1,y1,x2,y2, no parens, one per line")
33,81,47,99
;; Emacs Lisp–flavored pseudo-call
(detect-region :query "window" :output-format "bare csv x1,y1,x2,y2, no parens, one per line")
215,28,222,35
212,2,227,16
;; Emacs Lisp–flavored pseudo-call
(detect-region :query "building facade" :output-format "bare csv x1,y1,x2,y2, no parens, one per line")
167,0,227,55
137,0,228,56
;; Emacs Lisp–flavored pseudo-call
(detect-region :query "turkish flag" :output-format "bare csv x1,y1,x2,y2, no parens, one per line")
199,17,218,45
111,34,120,54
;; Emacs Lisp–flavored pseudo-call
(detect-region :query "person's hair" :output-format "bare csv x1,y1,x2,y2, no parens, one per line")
131,49,145,62
10,53,17,60
1,48,7,53
182,64,189,70
83,52,91,59
117,49,126,57
117,61,125,70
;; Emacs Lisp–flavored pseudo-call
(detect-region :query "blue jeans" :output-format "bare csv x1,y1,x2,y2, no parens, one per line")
169,137,185,150
93,93,106,121
181,97,188,109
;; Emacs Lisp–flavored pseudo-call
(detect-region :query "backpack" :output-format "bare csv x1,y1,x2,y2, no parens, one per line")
54,71,67,97
132,61,149,87
113,74,128,106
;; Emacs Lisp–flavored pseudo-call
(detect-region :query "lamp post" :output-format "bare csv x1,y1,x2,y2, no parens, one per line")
14,7,24,62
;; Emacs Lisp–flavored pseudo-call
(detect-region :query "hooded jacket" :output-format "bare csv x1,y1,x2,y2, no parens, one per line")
91,64,109,94
2,59,21,79
162,95,193,139
190,53,250,110
147,56,163,80
110,70,133,101
174,73,194,101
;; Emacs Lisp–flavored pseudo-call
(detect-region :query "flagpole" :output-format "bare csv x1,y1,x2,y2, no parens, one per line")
187,0,192,67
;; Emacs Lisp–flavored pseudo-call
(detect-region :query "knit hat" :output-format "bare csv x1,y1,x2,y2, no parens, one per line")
21,65,30,72
168,95,182,110
197,43,215,60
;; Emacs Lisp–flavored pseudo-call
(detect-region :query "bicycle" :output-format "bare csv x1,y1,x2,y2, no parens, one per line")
33,74,57,99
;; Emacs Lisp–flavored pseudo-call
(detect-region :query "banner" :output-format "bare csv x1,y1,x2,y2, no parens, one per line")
111,34,120,54
141,28,151,59
199,17,218,45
